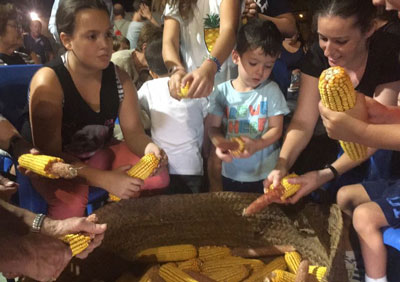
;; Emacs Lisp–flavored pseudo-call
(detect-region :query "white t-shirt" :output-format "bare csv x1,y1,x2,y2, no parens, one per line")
138,77,209,175
164,0,241,85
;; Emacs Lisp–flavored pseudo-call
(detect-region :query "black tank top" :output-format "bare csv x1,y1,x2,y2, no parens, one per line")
47,55,123,158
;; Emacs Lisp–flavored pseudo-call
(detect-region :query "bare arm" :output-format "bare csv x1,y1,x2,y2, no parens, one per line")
254,115,283,151
183,0,240,98
258,13,297,37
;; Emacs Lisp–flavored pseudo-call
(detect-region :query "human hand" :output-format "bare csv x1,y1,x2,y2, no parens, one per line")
215,146,233,162
0,174,18,201
319,92,368,142
139,3,152,20
231,136,257,158
144,142,168,169
169,69,187,100
43,214,107,259
101,166,143,199
286,170,326,204
263,164,288,191
5,233,71,281
243,0,258,18
17,148,40,177
181,61,215,98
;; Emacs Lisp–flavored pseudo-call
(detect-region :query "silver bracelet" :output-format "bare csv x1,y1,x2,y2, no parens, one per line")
31,213,46,233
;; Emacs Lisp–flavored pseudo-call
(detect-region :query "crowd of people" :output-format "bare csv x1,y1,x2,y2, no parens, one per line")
1,0,400,281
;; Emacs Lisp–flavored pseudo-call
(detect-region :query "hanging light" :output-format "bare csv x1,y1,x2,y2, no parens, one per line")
30,11,40,21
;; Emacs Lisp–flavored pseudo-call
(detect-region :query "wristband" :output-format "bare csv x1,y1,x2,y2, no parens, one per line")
31,213,46,233
205,54,221,72
324,164,339,180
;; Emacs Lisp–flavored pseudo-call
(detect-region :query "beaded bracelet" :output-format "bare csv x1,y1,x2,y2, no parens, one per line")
205,54,221,73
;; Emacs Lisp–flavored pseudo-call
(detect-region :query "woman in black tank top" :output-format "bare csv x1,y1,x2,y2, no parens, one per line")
27,0,169,219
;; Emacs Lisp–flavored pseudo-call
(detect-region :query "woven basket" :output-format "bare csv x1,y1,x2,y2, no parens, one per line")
59,192,345,282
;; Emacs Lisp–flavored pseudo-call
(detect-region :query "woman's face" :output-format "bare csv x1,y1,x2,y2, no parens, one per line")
373,0,400,11
1,19,23,51
63,9,113,70
317,15,373,68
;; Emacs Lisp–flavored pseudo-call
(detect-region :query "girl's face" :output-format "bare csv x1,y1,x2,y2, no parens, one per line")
317,15,373,68
373,0,400,11
62,9,113,70
1,20,23,51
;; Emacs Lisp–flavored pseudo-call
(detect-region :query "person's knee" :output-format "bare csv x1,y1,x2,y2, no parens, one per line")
337,185,356,214
353,204,374,234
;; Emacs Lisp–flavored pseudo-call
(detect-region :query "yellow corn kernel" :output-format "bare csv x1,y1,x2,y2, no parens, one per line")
270,270,296,282
137,244,197,262
309,265,327,281
61,233,91,257
269,174,301,200
109,153,159,201
284,251,302,274
201,256,263,275
203,264,249,282
177,258,202,272
198,245,231,261
18,154,64,179
318,66,367,161
230,137,245,157
244,256,287,282
179,82,190,98
159,263,197,282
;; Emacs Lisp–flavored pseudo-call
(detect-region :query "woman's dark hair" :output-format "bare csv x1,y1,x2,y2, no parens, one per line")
56,0,110,36
145,38,168,76
236,18,282,58
133,0,152,13
0,3,17,36
313,0,376,34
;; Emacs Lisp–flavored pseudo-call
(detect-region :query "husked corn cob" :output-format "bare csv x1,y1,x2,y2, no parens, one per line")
243,174,301,216
271,174,301,201
230,137,245,157
284,252,302,274
18,154,69,179
202,264,249,282
179,82,190,98
159,263,197,282
308,265,327,281
198,246,231,261
137,244,197,262
178,258,202,272
270,270,296,282
244,256,287,282
109,153,159,202
201,256,264,274
61,233,91,256
318,66,367,161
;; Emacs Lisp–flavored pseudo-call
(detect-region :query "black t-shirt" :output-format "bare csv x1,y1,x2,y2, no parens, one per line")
47,56,123,158
301,33,400,97
0,52,27,65
255,0,291,17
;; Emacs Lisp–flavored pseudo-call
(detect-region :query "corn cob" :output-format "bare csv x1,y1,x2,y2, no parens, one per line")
18,153,76,179
201,256,264,274
178,258,203,272
139,265,164,282
318,66,367,161
198,246,231,261
183,270,217,282
308,265,327,281
202,264,250,282
243,174,301,216
159,263,198,282
284,251,302,274
109,153,159,201
230,137,245,157
231,245,296,258
137,244,197,262
61,233,91,257
270,270,296,282
244,256,287,282
179,82,190,98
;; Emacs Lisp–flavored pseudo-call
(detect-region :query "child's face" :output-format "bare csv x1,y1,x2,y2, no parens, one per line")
232,47,277,89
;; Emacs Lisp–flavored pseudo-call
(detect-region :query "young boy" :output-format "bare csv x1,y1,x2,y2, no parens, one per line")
137,38,209,194
208,19,290,193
